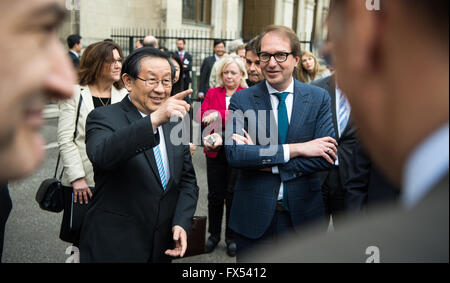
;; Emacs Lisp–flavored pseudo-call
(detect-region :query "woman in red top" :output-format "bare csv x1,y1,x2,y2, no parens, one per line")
200,55,248,257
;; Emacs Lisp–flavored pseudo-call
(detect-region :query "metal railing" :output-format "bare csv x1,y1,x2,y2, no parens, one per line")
111,28,313,71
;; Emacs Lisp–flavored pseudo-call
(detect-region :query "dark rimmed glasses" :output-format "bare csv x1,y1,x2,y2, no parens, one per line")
136,77,173,88
258,52,293,63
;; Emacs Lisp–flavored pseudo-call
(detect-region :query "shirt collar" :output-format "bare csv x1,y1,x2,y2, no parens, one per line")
69,50,79,58
266,78,294,95
128,95,150,118
403,123,449,209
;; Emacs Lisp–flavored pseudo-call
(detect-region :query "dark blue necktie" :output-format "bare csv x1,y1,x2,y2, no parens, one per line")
276,92,289,211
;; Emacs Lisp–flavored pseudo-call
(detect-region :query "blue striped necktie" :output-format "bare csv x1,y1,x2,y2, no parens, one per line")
276,92,289,211
153,145,167,190
338,94,349,136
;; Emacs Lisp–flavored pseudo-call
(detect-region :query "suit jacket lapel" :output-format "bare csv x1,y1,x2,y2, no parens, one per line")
111,87,127,104
163,122,175,184
326,76,340,138
80,85,95,112
286,81,310,143
122,97,163,189
254,82,276,140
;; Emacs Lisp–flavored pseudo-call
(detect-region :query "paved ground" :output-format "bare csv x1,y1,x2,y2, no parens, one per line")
2,117,235,263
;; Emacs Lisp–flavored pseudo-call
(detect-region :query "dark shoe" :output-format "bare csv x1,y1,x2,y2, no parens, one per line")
205,235,220,253
226,240,236,257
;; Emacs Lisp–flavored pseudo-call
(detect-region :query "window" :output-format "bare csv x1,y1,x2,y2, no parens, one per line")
183,0,211,25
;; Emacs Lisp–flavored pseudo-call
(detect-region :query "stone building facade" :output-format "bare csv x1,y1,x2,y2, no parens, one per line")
60,0,330,52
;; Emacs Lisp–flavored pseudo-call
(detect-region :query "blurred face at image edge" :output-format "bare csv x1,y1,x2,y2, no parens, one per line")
0,0,75,182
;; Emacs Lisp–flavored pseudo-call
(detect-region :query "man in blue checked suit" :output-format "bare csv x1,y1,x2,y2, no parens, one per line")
224,25,337,262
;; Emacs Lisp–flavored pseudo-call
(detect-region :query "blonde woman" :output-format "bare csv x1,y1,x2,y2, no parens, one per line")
57,41,128,244
297,50,331,83
200,55,248,257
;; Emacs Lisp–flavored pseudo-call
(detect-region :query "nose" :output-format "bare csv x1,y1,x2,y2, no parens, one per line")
153,80,166,94
44,39,76,100
267,56,278,68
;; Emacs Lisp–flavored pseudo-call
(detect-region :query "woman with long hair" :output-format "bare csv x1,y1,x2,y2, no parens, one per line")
57,41,128,245
297,50,331,83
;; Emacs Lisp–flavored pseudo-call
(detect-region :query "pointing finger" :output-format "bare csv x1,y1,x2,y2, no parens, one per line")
173,89,193,100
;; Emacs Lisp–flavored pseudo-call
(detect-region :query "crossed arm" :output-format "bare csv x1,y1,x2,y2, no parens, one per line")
223,91,337,179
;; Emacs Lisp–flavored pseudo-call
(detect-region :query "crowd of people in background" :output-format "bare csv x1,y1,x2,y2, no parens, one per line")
0,0,447,264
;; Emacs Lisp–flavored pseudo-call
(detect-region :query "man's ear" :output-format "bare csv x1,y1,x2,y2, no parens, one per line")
122,73,132,92
293,55,300,68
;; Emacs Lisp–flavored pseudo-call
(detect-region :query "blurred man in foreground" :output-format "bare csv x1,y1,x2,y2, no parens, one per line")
0,0,75,261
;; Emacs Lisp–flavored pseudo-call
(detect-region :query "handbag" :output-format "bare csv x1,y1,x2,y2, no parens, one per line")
36,95,83,214
35,154,65,213
35,95,83,220
184,216,207,257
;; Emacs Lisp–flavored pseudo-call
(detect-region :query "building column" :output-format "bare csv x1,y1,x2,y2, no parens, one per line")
274,0,295,28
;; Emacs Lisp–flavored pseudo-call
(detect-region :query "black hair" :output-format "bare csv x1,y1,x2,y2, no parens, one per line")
245,36,259,54
177,38,186,44
165,52,185,95
67,34,82,49
213,39,226,48
121,47,175,82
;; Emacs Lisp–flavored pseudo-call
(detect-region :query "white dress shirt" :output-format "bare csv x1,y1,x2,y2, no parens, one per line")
335,87,351,138
69,49,79,58
403,124,449,209
135,105,171,183
334,86,351,166
266,79,294,201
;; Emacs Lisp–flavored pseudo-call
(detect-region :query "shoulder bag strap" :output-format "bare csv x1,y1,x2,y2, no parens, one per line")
54,93,84,179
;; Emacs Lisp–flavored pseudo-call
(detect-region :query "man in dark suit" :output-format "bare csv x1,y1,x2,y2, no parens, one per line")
224,25,337,262
245,36,264,87
245,0,448,262
312,74,358,222
198,40,225,99
176,39,193,91
344,141,399,213
80,48,199,263
313,75,399,218
67,34,82,68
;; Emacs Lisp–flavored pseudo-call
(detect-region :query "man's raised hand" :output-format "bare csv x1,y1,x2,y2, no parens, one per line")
150,89,192,130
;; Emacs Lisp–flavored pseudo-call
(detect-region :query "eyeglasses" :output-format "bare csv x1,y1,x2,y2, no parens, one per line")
111,58,123,66
136,77,172,88
258,52,293,63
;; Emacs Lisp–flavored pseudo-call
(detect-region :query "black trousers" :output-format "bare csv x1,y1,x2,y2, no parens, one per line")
206,149,236,241
322,167,346,223
0,184,12,263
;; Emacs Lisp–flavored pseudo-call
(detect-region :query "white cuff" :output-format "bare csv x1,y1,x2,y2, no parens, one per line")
283,144,290,163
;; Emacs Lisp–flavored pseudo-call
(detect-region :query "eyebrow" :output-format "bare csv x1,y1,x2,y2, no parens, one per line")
146,70,172,76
